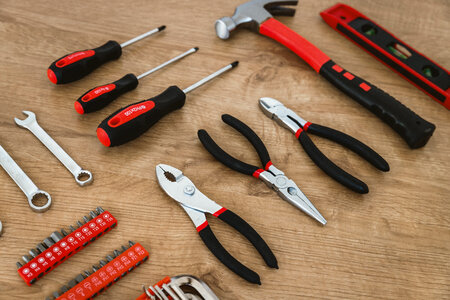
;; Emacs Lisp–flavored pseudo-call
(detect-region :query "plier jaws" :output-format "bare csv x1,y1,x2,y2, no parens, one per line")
156,164,222,227
259,164,327,225
259,97,306,135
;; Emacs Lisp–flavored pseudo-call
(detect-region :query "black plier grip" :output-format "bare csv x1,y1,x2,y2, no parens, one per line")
305,123,389,171
198,114,271,177
199,209,278,285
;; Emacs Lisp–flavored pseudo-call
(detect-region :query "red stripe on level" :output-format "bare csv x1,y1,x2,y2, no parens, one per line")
359,82,371,91
343,72,355,80
213,207,227,217
265,161,273,170
303,122,312,131
196,221,209,232
295,128,303,138
332,64,343,73
252,169,264,178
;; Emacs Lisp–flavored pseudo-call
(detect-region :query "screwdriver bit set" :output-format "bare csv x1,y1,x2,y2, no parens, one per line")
46,241,149,300
17,207,117,286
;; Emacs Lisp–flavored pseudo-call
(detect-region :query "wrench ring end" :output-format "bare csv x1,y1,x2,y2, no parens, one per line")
28,190,52,213
75,170,93,186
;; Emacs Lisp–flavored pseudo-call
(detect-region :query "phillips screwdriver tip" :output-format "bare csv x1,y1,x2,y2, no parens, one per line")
158,25,166,31
231,61,239,68
194,47,199,51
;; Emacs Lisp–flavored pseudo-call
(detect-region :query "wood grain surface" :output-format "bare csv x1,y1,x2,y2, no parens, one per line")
0,0,449,299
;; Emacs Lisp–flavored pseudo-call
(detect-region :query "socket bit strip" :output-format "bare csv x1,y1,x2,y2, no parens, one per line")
14,111,93,186
47,241,149,300
17,207,117,286
0,145,52,212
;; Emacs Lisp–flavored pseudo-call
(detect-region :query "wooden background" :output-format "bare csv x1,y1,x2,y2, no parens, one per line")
0,0,448,299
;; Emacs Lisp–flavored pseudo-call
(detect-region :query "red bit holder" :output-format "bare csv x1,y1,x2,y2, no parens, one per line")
17,208,117,286
50,242,149,300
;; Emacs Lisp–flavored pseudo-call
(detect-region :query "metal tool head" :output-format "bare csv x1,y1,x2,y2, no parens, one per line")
28,190,52,213
172,275,220,300
156,164,220,215
259,164,327,225
215,0,298,39
75,169,93,186
14,111,36,128
259,97,306,134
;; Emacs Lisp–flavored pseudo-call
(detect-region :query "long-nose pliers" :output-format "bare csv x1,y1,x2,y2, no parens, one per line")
197,114,326,225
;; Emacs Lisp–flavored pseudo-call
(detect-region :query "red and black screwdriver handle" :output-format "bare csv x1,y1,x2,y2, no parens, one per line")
296,122,389,194
47,41,122,84
74,74,139,114
97,86,185,147
198,114,272,178
197,208,278,284
259,18,435,149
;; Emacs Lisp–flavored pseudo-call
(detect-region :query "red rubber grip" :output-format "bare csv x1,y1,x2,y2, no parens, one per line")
259,18,330,72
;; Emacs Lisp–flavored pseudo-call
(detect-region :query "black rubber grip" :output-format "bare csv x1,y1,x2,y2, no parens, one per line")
307,123,389,172
198,224,261,284
48,40,122,84
75,74,139,114
298,130,369,193
319,60,435,148
222,114,271,167
97,86,185,147
198,129,259,176
218,209,278,269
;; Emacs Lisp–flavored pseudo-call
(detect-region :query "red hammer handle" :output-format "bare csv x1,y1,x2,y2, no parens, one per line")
259,18,330,72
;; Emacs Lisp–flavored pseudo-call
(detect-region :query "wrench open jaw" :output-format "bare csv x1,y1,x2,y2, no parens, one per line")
15,111,93,186
215,0,298,39
14,110,36,128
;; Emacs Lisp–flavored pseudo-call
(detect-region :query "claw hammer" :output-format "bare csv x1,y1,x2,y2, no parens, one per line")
215,0,435,149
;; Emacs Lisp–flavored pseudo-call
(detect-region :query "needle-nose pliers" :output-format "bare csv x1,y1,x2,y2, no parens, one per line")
156,164,277,285
198,114,326,225
259,97,389,193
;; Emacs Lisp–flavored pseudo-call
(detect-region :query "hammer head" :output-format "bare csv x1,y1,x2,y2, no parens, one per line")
215,0,298,39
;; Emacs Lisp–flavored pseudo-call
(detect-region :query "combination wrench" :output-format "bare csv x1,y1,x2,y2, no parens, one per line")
14,111,93,186
0,145,52,212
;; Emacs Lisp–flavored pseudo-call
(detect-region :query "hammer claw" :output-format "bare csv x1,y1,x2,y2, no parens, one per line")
266,6,296,17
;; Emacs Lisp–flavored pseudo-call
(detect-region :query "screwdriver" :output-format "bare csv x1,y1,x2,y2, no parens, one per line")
74,47,199,114
96,61,239,147
47,25,166,85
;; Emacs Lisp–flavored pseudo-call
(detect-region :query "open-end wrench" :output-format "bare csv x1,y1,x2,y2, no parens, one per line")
14,111,93,186
0,145,52,212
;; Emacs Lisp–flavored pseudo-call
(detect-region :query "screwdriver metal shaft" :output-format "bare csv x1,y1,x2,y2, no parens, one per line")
137,47,199,80
120,25,166,48
183,61,239,94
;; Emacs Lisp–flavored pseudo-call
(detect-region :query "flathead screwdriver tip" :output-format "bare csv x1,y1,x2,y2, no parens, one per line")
158,25,166,31
194,47,199,51
231,61,239,68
